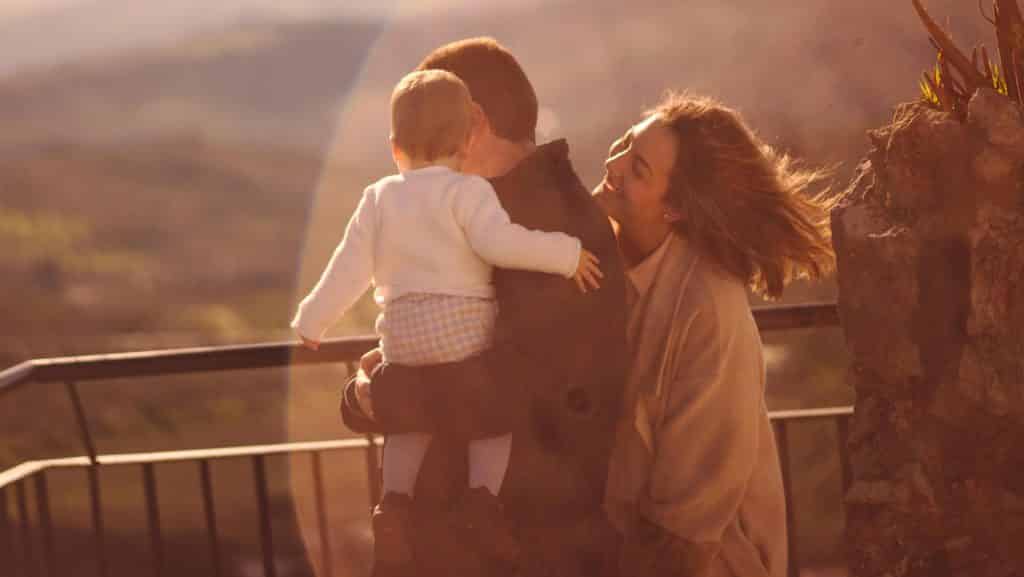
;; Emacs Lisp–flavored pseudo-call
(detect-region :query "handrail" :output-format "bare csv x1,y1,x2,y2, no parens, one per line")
0,407,854,577
0,302,839,395
0,302,847,577
0,438,386,488
0,336,378,395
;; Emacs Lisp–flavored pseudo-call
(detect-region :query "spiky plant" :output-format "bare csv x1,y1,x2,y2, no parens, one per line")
914,0,1024,119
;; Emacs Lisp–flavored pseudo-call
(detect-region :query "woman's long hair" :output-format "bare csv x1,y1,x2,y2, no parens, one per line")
652,92,838,299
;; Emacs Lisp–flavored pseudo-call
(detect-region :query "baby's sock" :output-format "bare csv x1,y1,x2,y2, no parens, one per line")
468,433,513,495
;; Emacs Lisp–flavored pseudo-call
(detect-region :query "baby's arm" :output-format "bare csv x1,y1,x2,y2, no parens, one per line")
291,187,377,345
457,177,599,286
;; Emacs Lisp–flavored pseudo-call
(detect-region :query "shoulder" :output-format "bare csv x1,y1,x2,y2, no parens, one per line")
365,173,406,199
454,173,496,194
679,257,753,343
452,173,500,210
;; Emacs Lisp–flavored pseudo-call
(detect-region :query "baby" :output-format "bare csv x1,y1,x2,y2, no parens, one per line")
291,69,601,566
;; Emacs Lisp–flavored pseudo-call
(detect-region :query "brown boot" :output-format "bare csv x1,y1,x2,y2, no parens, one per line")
371,492,415,567
456,486,521,564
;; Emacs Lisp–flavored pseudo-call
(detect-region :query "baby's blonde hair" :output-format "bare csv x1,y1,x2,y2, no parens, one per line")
391,69,474,162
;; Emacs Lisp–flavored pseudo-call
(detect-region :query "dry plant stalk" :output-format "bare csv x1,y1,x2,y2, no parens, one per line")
914,0,1022,118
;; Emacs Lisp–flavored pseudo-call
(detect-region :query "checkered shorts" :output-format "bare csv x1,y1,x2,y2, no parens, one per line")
376,293,498,366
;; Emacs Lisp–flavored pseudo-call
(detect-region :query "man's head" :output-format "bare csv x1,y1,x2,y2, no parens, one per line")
416,37,538,176
389,69,474,166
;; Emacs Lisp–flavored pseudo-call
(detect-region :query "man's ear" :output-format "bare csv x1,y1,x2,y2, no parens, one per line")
389,136,402,166
471,101,489,135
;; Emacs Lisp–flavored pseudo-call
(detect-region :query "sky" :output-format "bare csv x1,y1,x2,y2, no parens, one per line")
0,0,85,18
0,0,551,77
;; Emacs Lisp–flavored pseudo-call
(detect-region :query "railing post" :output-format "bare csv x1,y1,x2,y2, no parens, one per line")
252,455,277,577
65,381,108,577
64,382,98,464
837,415,853,497
311,452,333,577
142,464,164,577
774,421,799,577
84,465,108,577
15,480,36,577
197,460,223,577
0,488,13,577
33,472,56,577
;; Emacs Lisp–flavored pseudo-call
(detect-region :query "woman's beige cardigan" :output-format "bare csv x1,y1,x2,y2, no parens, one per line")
605,232,788,577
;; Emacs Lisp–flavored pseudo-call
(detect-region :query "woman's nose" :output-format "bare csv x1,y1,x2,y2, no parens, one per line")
605,151,625,174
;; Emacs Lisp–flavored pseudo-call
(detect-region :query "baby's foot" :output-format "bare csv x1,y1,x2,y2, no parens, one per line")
371,492,415,567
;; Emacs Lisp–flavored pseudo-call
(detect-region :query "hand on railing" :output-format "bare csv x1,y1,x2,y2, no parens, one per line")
295,327,321,351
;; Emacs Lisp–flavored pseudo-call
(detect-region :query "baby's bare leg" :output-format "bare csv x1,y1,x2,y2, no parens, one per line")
382,432,432,496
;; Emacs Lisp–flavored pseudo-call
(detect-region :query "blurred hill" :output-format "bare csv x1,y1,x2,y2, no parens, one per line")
0,0,995,359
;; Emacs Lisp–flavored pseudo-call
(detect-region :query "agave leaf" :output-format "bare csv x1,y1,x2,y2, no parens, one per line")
912,0,987,89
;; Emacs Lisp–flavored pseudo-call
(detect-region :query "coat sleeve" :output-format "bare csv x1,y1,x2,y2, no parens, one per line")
624,289,764,574
357,345,530,439
291,186,377,341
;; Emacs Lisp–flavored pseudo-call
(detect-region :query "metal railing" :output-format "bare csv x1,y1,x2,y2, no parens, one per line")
0,302,848,577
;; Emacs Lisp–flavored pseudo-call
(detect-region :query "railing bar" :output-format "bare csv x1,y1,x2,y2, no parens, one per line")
64,382,98,464
93,438,381,466
142,464,164,577
198,460,223,577
252,455,277,577
86,466,109,577
16,480,37,577
768,406,854,421
33,472,57,577
2,302,836,390
311,452,334,577
774,421,798,577
365,434,380,511
0,488,14,577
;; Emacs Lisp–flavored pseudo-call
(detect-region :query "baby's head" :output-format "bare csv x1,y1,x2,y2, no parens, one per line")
390,69,474,171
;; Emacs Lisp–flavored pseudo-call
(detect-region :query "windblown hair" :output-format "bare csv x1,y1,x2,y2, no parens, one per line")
416,37,538,143
652,92,838,299
390,69,474,162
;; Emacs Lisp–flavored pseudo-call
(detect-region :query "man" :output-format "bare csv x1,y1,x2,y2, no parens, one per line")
341,37,628,577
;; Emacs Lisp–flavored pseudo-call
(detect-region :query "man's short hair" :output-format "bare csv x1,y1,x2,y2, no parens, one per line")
390,69,474,162
416,37,538,143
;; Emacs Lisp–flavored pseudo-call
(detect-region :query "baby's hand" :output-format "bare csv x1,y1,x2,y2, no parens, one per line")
298,332,320,351
573,248,603,293
359,348,383,377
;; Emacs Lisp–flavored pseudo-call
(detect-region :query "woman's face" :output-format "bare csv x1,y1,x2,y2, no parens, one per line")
592,114,680,234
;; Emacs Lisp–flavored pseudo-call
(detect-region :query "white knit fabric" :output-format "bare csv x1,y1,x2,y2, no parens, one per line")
291,165,581,341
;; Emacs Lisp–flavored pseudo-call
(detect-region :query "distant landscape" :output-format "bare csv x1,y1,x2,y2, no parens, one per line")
0,1,995,575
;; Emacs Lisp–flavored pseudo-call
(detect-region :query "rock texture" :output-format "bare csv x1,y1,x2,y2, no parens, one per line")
834,89,1024,577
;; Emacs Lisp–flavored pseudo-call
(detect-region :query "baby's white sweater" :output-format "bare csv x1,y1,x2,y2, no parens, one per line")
291,165,581,341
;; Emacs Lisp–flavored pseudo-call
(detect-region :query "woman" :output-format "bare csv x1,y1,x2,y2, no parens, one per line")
593,92,836,577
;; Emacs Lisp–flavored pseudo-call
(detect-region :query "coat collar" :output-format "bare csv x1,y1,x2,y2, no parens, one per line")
623,232,701,449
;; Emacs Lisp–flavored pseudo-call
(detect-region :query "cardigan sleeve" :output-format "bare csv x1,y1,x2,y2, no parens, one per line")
291,186,377,341
455,176,581,278
633,284,764,565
